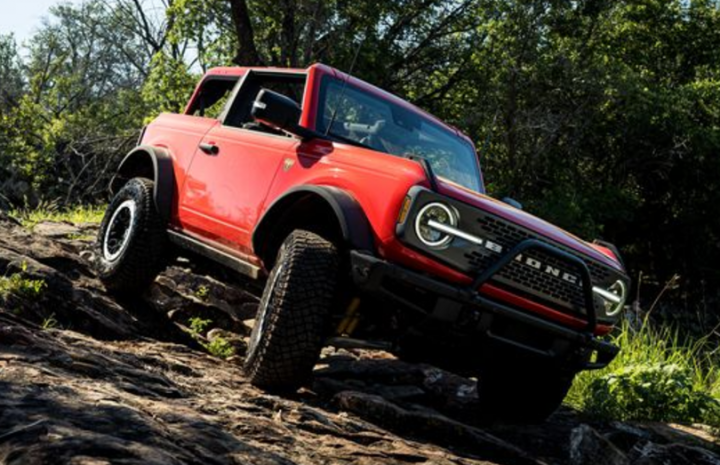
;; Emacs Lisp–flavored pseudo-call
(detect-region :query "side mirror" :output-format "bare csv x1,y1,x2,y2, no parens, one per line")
252,89,314,139
501,197,523,210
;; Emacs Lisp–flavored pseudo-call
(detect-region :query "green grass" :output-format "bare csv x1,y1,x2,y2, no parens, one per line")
10,201,105,229
566,318,720,427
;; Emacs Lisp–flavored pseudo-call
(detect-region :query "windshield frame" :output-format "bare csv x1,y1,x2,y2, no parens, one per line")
314,72,485,194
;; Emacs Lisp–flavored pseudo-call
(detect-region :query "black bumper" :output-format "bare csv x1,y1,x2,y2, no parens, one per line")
350,250,619,370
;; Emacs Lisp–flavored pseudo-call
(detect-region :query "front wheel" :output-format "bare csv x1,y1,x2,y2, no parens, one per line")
95,177,168,294
475,361,575,424
244,230,339,392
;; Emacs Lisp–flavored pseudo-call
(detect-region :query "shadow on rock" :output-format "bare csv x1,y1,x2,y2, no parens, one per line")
0,381,291,465
310,354,545,465
114,295,202,347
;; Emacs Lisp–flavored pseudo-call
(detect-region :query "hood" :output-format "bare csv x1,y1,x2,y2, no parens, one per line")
435,178,624,272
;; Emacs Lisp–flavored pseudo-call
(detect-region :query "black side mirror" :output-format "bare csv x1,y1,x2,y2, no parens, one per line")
252,89,315,140
252,89,300,130
501,197,523,210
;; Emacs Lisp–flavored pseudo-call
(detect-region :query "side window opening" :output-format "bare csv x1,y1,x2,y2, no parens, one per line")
189,77,238,119
223,73,306,135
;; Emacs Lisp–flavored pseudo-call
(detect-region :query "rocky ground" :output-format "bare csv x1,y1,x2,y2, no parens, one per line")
0,211,719,465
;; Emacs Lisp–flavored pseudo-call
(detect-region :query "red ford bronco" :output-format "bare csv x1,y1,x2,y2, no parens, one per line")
95,64,629,423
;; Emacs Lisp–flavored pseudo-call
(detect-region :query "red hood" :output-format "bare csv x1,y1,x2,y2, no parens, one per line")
436,178,624,272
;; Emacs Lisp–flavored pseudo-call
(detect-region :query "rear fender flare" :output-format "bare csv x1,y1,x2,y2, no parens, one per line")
110,145,174,222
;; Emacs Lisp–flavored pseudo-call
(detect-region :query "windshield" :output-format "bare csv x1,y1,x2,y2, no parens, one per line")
317,76,483,192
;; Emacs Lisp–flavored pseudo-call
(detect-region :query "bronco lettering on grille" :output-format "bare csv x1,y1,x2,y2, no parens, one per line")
478,237,581,286
513,253,580,285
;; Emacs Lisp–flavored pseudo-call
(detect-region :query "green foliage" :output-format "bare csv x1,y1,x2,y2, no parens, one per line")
0,263,47,300
0,1,149,206
205,336,235,359
166,0,236,68
586,363,720,425
194,285,210,301
185,316,235,359
141,52,198,120
567,319,720,427
188,317,212,336
0,34,23,108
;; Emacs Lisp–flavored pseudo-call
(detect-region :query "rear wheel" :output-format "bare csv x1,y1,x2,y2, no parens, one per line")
476,361,575,424
95,177,168,294
244,230,339,391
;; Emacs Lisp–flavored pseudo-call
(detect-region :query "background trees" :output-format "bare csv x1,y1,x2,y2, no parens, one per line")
1,0,719,327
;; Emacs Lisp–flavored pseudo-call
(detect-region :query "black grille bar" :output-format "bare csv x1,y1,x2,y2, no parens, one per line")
471,239,597,333
466,213,614,315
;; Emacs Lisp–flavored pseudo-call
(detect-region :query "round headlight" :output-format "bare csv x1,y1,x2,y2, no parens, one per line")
414,202,458,248
604,280,627,317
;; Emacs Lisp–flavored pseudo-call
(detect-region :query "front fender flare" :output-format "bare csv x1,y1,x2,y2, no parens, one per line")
252,185,374,260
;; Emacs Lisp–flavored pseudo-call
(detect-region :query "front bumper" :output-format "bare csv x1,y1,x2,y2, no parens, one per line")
350,250,619,370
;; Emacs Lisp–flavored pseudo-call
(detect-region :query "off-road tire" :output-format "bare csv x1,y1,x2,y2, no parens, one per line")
244,230,339,391
476,361,575,424
95,177,168,294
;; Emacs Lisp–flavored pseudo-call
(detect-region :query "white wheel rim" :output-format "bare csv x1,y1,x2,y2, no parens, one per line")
102,199,137,262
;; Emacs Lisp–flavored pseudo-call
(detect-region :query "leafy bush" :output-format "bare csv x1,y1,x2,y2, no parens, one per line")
585,363,720,424
0,262,47,300
567,319,720,427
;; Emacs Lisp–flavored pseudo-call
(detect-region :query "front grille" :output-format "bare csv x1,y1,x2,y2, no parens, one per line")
462,213,619,316
466,248,588,312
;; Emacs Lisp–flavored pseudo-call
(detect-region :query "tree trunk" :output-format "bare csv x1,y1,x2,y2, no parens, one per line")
279,0,298,67
228,0,262,65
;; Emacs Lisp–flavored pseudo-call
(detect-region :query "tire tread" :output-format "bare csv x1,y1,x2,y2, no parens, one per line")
245,230,339,391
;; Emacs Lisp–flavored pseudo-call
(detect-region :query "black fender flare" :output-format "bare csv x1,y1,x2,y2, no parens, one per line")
110,145,175,222
252,185,374,260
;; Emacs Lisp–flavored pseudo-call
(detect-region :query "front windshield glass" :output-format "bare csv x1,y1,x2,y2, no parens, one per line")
318,77,483,193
